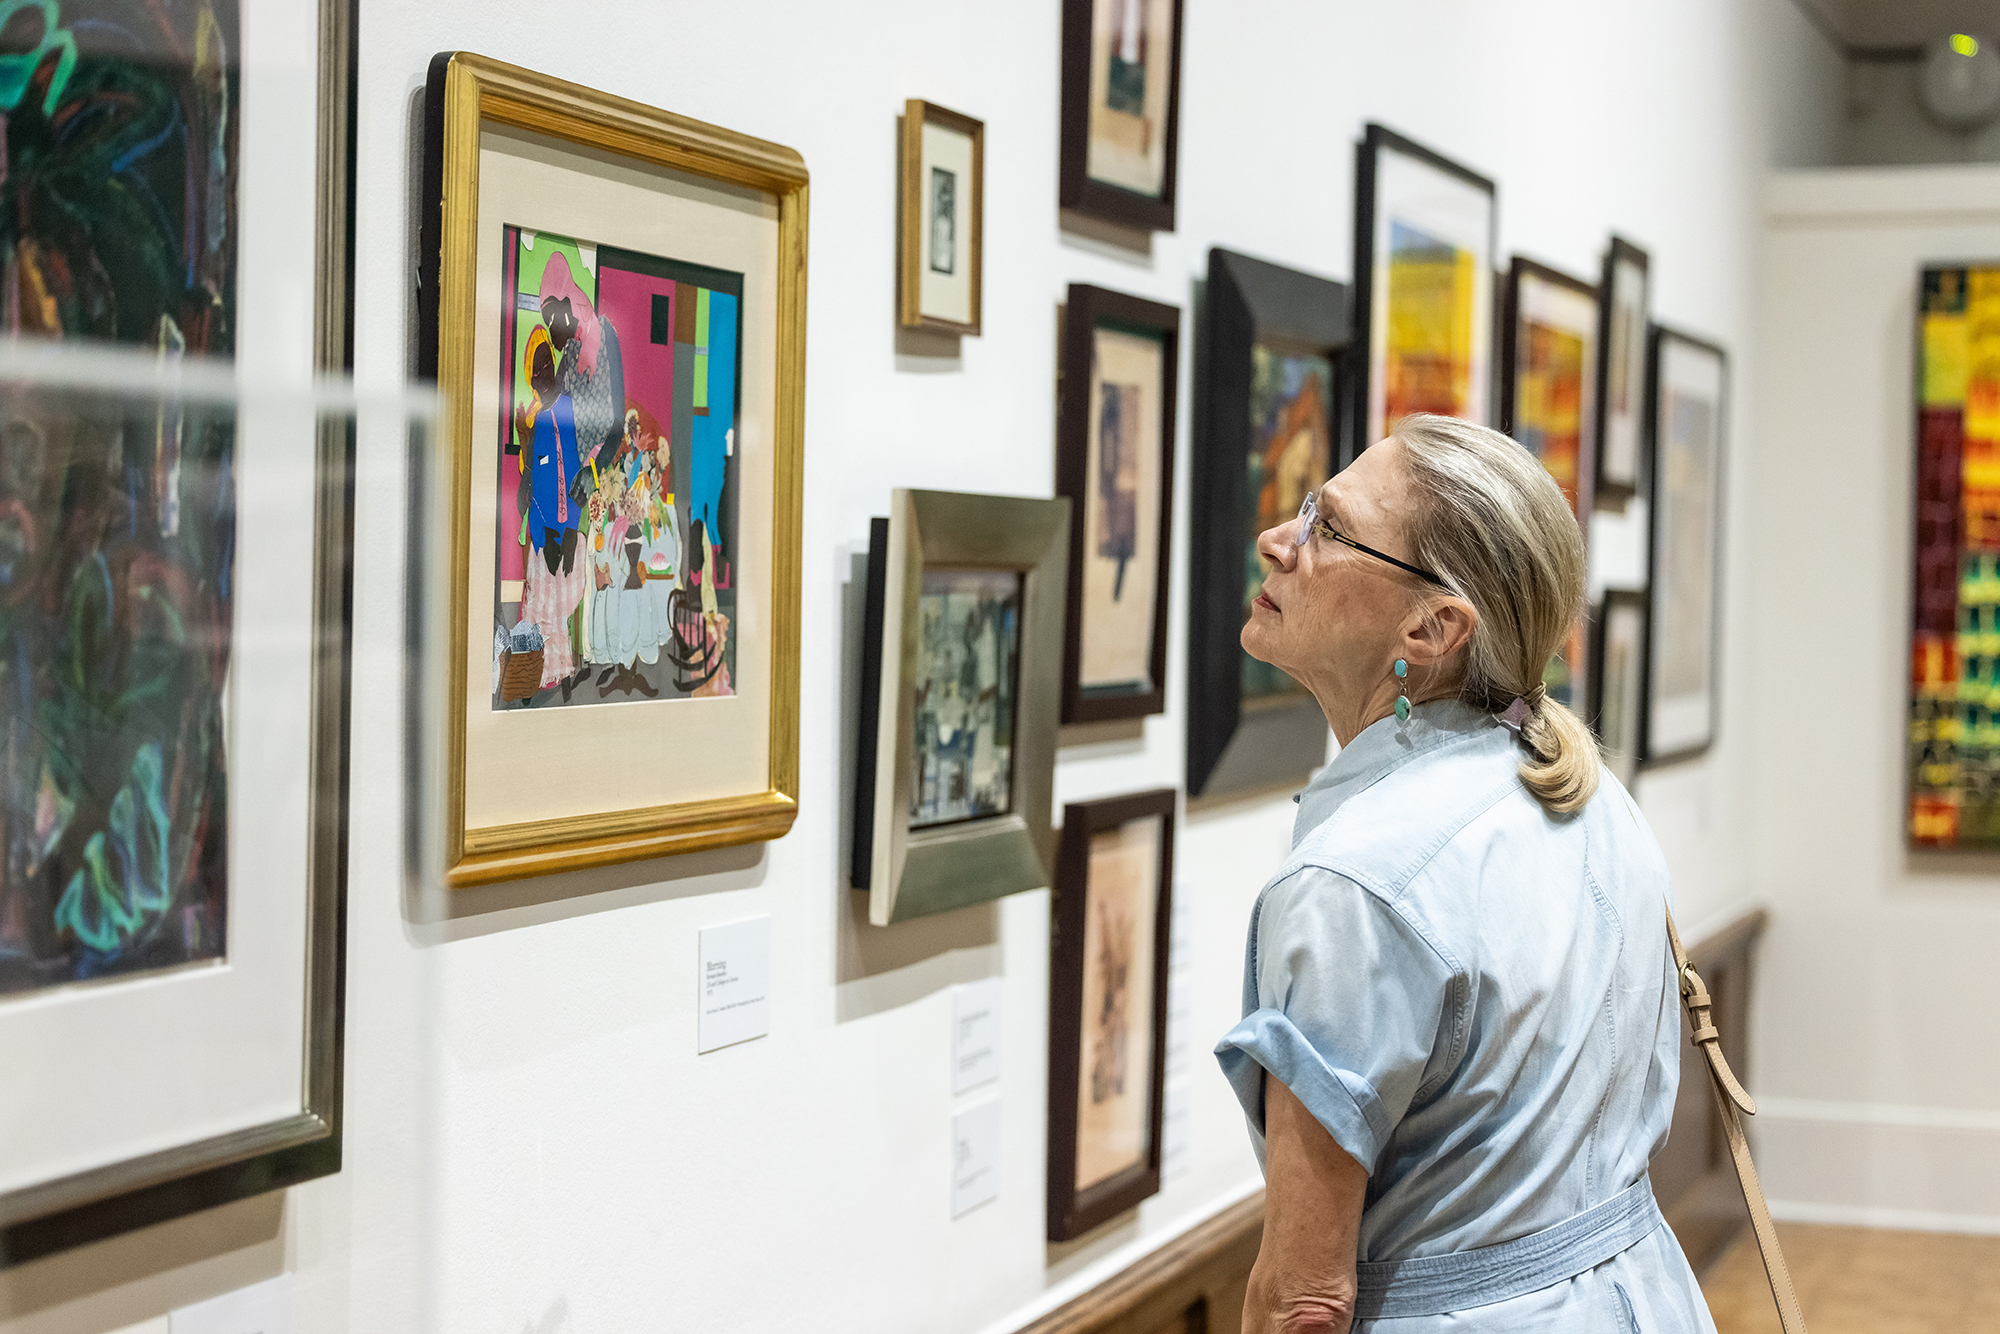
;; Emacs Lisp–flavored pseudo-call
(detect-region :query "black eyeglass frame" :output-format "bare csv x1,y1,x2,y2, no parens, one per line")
1293,493,1450,588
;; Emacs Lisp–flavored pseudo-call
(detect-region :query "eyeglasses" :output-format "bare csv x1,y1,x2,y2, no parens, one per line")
1294,492,1449,588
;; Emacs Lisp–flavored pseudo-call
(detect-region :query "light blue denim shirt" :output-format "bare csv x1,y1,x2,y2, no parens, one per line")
1215,701,1716,1331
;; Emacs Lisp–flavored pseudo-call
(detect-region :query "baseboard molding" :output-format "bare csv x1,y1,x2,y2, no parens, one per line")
1766,1198,2000,1236
1754,1096,2000,1233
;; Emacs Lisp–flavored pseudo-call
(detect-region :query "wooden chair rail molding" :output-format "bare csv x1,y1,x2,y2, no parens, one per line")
1013,909,1769,1334
1017,1194,1264,1334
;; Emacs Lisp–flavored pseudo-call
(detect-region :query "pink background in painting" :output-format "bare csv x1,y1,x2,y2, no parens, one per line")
597,265,677,454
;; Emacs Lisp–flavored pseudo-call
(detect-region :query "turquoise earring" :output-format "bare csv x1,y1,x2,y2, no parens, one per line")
1394,659,1410,722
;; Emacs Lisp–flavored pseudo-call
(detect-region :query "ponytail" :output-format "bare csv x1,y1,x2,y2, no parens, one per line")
1517,694,1601,814
1393,414,1604,817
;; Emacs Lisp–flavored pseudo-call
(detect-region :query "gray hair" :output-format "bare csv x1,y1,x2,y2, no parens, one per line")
1392,413,1600,814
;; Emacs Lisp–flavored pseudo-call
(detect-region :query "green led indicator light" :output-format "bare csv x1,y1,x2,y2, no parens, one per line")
1951,33,1979,57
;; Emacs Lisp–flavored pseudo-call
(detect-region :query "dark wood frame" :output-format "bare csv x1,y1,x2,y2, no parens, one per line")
1189,249,1347,798
1643,324,1729,767
1058,284,1180,723
1500,255,1600,723
898,98,983,336
1047,788,1176,1242
0,0,358,1266
1350,123,1497,461
1591,588,1649,790
1594,236,1651,504
1058,0,1184,232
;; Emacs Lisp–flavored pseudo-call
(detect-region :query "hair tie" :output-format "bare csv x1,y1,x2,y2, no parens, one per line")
1499,696,1532,736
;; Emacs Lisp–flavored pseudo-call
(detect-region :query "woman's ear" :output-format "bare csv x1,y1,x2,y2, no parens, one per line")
1404,596,1478,668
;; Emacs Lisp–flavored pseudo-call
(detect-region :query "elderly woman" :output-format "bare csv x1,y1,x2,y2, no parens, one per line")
1215,415,1713,1333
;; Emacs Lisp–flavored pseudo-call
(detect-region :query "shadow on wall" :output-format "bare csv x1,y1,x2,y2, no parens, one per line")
833,547,1002,1023
0,1193,282,1332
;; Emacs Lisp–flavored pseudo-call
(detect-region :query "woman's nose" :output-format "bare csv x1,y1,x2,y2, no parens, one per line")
1256,523,1297,571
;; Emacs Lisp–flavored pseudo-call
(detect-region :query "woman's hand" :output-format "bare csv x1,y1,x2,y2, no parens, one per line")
1242,1073,1367,1334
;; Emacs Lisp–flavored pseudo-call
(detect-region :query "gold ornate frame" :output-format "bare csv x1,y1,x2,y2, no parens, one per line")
419,53,806,887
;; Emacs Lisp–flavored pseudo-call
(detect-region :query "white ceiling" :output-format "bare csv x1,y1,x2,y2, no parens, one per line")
1835,0,2000,48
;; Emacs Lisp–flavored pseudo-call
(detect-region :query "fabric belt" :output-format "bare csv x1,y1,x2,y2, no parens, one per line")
1352,1175,1663,1320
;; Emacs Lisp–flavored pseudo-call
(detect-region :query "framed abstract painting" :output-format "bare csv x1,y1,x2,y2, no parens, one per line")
1645,326,1727,766
1189,249,1346,798
1058,0,1183,232
1046,787,1174,1241
1501,257,1599,721
1910,264,2000,846
419,53,807,887
1592,589,1648,791
1057,284,1178,723
899,99,982,337
1594,237,1650,504
1,0,362,1263
1352,124,1497,455
852,490,1069,925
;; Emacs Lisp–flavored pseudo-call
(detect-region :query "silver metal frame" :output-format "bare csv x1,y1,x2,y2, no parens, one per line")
861,489,1069,925
0,0,356,1264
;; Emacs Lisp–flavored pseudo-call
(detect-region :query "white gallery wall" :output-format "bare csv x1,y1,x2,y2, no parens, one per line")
1749,165,2000,1235
0,3,1845,1332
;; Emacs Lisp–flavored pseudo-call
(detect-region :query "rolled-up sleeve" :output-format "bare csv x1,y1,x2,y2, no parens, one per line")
1214,867,1455,1174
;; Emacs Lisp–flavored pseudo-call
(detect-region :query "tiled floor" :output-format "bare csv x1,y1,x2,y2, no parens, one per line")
1701,1222,2000,1333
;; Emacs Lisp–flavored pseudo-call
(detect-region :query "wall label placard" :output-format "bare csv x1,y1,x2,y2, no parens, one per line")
952,1100,1002,1218
952,978,1002,1093
171,1275,295,1334
698,917,771,1053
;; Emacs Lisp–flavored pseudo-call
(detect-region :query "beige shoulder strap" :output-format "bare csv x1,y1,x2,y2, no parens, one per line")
1666,907,1809,1333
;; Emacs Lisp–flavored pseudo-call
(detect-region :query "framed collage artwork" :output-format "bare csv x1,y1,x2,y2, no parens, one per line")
852,489,1070,925
1,0,360,1264
1910,264,2000,847
1595,237,1651,504
1189,249,1346,799
1057,284,1179,723
1058,0,1183,232
1500,257,1599,721
1352,124,1497,456
1645,326,1728,766
418,52,808,888
899,99,983,337
1046,787,1174,1241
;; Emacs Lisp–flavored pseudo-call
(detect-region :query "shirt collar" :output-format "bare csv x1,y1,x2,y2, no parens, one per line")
1293,699,1501,845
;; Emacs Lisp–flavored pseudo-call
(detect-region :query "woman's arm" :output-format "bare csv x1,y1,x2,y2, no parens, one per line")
1243,1072,1368,1334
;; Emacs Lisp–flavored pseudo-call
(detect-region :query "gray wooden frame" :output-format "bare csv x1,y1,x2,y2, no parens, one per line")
0,0,357,1266
851,489,1070,925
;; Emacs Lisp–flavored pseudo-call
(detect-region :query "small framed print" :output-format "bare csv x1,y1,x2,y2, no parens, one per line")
1501,256,1599,721
1593,589,1648,791
418,53,808,887
851,489,1071,925
1058,0,1184,232
1352,124,1497,455
1046,787,1174,1242
1189,248,1347,799
1595,237,1651,503
899,99,982,336
1645,326,1728,765
1057,284,1179,723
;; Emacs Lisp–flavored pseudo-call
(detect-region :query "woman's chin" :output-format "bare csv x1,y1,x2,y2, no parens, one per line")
1239,621,1279,665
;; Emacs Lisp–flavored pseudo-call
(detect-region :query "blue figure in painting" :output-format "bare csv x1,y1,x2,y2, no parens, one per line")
523,327,581,576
